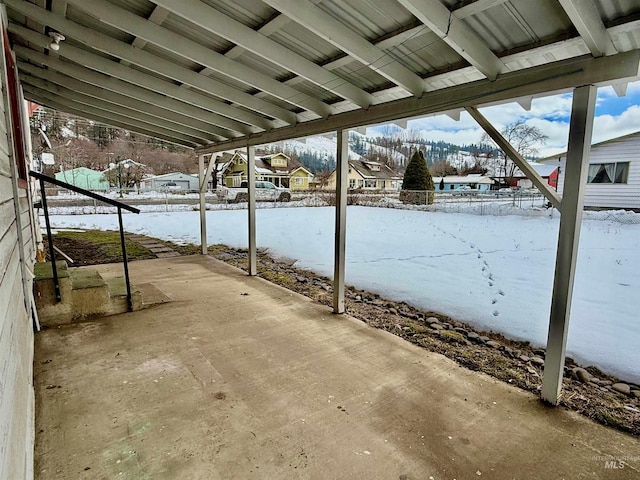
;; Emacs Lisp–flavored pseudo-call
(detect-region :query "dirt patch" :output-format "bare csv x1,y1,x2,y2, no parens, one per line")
46,230,155,265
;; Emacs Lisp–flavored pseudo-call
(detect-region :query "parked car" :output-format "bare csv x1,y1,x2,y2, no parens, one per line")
216,181,291,202
160,182,182,191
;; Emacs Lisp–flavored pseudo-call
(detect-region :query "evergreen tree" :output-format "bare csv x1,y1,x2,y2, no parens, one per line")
400,150,435,204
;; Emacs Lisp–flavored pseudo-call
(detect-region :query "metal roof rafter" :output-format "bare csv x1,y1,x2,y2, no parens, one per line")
63,0,332,116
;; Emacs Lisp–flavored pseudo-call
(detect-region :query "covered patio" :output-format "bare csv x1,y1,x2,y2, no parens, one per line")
35,255,640,479
3,1,640,478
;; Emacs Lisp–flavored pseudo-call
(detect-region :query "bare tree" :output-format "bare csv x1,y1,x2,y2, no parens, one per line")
480,120,548,185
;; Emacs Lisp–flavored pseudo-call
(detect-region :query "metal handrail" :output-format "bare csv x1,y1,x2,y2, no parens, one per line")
30,171,140,312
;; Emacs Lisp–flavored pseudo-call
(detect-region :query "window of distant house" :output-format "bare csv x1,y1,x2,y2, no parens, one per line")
349,179,356,188
587,162,629,184
294,177,304,185
358,179,364,187
381,180,386,188
270,157,287,167
364,180,377,188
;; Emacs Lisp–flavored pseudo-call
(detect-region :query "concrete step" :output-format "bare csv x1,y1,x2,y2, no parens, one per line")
34,262,168,326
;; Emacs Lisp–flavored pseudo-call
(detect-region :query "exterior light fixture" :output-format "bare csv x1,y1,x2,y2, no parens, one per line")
49,32,65,51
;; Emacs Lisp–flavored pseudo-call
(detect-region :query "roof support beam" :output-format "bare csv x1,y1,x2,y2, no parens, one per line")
23,84,208,146
19,71,224,142
333,129,349,314
11,40,257,136
247,145,257,276
17,60,235,138
23,91,198,148
465,106,562,210
196,49,640,153
4,1,295,125
261,0,424,97
397,0,503,80
63,0,331,116
542,85,597,405
198,154,208,255
152,0,374,107
558,0,616,57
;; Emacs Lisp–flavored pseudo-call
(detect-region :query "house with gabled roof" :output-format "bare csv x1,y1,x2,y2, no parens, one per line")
326,160,402,191
539,131,640,210
217,151,313,190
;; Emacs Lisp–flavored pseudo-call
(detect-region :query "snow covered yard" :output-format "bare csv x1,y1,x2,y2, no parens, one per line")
46,206,640,383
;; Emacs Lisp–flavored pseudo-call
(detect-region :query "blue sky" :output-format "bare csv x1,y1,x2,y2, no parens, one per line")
367,80,640,159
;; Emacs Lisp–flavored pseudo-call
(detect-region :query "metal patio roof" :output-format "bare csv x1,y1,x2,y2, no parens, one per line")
5,0,640,152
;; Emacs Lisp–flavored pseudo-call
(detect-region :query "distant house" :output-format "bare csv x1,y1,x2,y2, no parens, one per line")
326,160,402,191
218,151,313,190
55,167,110,191
539,131,640,210
144,172,199,191
509,163,559,190
432,174,493,192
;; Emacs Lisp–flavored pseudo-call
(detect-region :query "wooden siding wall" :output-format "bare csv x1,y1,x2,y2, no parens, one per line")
0,24,35,480
553,134,640,209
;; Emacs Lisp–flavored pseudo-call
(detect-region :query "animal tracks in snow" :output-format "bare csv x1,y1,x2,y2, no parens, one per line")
431,223,506,318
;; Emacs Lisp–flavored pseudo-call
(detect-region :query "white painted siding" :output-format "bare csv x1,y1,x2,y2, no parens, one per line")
0,19,35,480
548,132,640,209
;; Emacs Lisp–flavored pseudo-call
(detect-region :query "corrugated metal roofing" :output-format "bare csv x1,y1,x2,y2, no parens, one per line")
5,0,640,150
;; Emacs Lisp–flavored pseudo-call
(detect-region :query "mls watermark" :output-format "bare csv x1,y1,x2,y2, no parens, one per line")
592,455,639,469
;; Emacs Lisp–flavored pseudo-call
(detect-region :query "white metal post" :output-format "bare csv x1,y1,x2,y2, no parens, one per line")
542,85,596,404
247,145,257,275
333,129,349,314
198,154,207,255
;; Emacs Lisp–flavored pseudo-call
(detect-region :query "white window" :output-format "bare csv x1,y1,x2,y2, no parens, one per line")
364,180,377,188
349,179,356,188
358,179,364,187
294,177,304,185
587,162,629,184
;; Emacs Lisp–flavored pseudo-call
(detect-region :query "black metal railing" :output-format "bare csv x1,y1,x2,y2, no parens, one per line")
30,171,141,312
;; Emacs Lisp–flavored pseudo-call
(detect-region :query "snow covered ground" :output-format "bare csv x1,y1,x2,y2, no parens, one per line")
46,206,640,382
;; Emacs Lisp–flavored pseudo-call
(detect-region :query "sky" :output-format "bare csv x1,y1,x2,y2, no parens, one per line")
367,80,640,159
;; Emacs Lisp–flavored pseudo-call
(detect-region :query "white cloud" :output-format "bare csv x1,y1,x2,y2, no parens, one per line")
366,82,639,158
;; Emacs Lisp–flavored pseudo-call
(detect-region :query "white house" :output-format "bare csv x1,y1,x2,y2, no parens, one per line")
540,131,640,210
144,172,199,191
432,174,493,192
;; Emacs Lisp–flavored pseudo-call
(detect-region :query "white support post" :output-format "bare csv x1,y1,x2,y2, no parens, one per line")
333,129,349,314
198,154,207,255
542,85,596,404
247,145,257,276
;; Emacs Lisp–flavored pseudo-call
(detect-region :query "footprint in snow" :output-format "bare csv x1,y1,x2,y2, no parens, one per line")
488,281,494,287
498,290,505,296
477,253,482,259
491,299,497,304
483,260,488,266
492,310,499,317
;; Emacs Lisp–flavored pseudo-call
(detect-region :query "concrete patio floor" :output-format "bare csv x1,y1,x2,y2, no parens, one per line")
34,255,639,479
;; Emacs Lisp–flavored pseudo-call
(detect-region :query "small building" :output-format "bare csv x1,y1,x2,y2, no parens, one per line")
55,167,110,191
218,151,313,190
539,131,640,210
326,160,402,191
432,174,493,192
144,172,199,191
510,163,559,190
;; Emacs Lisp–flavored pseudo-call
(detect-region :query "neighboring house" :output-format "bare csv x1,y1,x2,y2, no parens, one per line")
326,160,402,191
432,174,493,192
143,172,199,191
54,167,110,191
218,151,313,190
539,131,640,210
509,163,559,190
